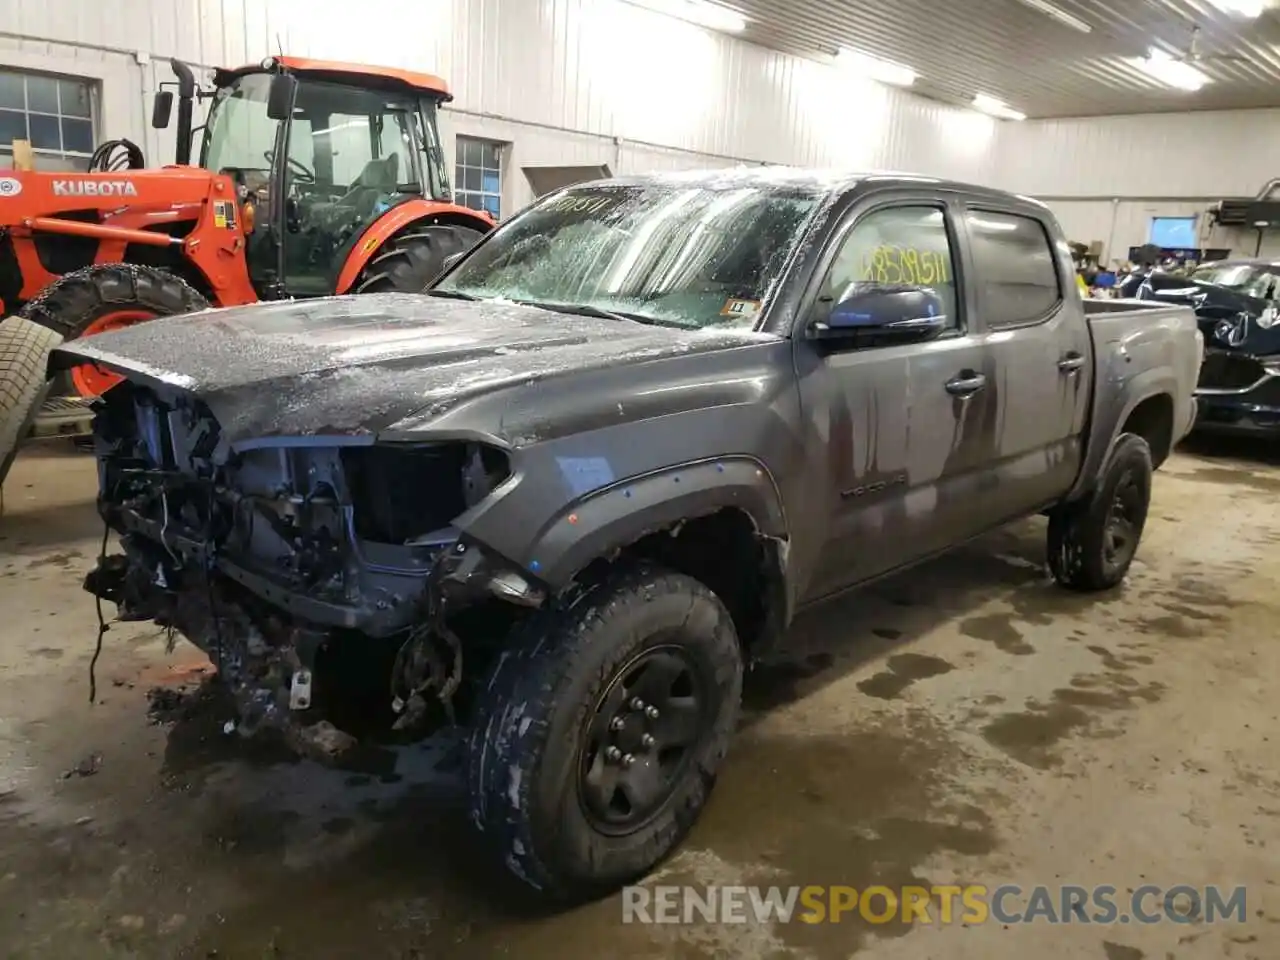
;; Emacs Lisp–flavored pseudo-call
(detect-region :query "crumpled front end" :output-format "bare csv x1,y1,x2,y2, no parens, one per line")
84,379,542,758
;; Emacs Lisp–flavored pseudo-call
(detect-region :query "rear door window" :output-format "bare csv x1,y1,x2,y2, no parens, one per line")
966,210,1062,328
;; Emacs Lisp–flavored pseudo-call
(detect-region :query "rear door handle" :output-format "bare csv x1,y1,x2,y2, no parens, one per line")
945,372,987,397
1058,352,1086,373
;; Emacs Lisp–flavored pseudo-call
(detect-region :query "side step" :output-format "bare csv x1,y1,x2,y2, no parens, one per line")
29,395,95,440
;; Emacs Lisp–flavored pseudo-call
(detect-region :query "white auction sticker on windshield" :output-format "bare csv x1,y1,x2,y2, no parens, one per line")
720,298,761,319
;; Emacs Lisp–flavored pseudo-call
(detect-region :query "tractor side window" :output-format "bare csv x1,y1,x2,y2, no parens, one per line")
278,80,426,297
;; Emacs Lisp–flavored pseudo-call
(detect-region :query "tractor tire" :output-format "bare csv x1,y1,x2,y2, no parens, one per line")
0,315,63,489
354,225,484,293
19,264,209,398
1047,433,1153,592
466,563,742,901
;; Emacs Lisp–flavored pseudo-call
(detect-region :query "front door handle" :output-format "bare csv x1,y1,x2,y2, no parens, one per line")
1058,351,1086,373
945,371,987,397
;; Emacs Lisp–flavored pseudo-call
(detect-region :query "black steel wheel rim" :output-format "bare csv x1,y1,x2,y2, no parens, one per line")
577,641,712,836
1103,467,1142,570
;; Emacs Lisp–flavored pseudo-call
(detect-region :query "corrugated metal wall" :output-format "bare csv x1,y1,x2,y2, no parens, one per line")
999,111,1280,261
1,0,1002,212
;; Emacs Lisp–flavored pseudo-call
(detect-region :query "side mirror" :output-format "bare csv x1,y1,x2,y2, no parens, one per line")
814,282,948,345
266,73,297,121
151,90,174,129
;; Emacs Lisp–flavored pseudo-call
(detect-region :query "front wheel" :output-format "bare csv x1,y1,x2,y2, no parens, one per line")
1047,432,1153,591
19,264,209,398
466,564,742,900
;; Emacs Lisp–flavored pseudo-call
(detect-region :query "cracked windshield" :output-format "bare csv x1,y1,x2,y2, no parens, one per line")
433,182,821,329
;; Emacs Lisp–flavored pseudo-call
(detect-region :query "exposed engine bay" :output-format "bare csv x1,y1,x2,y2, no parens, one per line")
84,381,542,758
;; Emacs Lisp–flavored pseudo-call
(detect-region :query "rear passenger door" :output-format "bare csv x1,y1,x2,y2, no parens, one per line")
960,206,1091,522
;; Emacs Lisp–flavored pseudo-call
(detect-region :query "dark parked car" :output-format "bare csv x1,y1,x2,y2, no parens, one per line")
54,169,1200,900
1122,258,1280,434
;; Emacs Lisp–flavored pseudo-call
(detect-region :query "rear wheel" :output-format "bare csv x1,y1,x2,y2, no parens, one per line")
1047,432,1153,591
354,224,484,293
19,264,209,398
0,315,63,489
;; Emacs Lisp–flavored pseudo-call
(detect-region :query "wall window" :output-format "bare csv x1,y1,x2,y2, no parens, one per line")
1149,216,1197,249
454,137,502,219
821,205,960,332
0,69,96,171
966,210,1062,328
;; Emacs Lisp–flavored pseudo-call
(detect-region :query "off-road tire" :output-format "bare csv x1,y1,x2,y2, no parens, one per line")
466,563,742,901
19,264,210,397
354,225,484,293
19,263,209,341
0,315,63,488
1047,432,1153,592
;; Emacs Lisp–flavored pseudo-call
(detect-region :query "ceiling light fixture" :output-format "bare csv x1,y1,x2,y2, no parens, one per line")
972,93,1027,120
1015,0,1093,33
620,0,747,33
1207,0,1266,17
1131,48,1211,91
835,48,917,87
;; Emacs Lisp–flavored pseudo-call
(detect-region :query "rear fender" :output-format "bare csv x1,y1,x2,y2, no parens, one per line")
515,456,788,592
334,199,494,294
1068,364,1176,502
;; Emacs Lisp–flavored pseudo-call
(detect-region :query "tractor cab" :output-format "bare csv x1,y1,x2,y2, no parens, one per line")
155,56,477,299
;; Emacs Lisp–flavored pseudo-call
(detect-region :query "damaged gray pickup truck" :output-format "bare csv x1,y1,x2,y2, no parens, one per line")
51,169,1201,899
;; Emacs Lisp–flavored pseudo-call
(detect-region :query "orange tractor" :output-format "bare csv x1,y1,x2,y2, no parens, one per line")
0,55,494,398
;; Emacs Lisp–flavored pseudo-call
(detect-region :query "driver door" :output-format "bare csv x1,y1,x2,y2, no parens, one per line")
278,87,411,297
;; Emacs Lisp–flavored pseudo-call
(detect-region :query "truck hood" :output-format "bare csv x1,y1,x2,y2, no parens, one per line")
1122,272,1280,355
49,293,773,446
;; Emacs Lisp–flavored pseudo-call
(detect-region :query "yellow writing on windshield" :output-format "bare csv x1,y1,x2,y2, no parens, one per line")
860,246,951,286
542,194,616,215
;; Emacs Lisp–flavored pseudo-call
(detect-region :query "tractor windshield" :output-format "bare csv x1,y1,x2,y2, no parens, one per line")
202,72,451,202
434,182,823,330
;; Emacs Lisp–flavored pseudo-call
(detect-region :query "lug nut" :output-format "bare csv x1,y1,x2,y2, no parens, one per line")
645,705,659,720
610,716,626,732
640,733,655,749
630,697,646,711
604,746,622,762
620,753,635,768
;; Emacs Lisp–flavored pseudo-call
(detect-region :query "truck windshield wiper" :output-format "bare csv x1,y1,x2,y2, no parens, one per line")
425,289,481,301
513,300,666,327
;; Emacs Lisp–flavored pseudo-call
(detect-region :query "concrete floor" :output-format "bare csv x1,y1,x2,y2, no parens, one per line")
0,437,1278,960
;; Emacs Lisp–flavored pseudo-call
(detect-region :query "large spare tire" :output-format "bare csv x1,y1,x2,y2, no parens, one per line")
0,314,63,489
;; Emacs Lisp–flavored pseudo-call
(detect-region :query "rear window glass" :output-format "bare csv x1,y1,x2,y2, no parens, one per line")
967,210,1062,327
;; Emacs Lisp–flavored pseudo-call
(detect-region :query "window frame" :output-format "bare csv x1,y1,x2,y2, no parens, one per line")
454,135,503,220
0,67,98,171
963,205,1065,331
796,195,968,344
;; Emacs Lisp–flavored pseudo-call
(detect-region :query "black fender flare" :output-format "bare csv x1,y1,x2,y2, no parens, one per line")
1066,366,1177,504
520,456,788,591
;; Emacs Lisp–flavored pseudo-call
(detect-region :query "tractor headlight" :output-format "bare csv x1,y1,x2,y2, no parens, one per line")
241,200,256,234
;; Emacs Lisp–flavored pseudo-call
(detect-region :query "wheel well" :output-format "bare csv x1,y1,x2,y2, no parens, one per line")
577,508,786,653
1120,394,1175,468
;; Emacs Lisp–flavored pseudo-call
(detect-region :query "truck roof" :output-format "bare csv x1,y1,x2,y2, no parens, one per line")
597,166,1049,211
